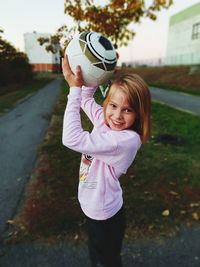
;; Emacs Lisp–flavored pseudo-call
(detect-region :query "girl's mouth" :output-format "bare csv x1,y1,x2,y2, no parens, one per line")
111,120,124,128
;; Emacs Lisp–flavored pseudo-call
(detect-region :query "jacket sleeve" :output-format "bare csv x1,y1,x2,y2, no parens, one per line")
81,86,103,125
62,87,117,156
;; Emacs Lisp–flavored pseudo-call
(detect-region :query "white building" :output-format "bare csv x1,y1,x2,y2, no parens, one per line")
24,32,60,72
165,2,200,65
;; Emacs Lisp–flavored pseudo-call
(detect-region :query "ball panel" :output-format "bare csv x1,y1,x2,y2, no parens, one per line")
104,61,117,71
99,36,113,50
84,44,103,65
92,62,106,71
66,37,83,57
67,54,105,87
103,50,117,63
68,54,90,74
79,31,89,42
79,39,87,53
88,39,106,61
65,31,117,86
89,65,114,85
88,64,106,79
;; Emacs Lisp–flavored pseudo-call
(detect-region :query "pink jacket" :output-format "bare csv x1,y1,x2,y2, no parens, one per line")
62,86,141,220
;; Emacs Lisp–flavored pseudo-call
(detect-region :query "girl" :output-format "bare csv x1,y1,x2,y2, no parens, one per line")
62,56,151,267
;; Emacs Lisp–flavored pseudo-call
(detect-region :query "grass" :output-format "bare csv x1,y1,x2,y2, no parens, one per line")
0,73,60,113
7,80,200,243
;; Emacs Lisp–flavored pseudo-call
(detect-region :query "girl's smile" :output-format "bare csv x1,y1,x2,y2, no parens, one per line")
105,86,136,131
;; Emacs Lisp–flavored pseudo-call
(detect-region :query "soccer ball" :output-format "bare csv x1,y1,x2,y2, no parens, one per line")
65,31,117,87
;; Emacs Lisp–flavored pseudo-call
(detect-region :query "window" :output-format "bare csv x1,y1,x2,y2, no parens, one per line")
192,22,200,39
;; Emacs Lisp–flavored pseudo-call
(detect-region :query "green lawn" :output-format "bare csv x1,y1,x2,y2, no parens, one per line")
8,81,200,243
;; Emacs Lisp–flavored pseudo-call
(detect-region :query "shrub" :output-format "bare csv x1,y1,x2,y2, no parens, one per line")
0,33,34,86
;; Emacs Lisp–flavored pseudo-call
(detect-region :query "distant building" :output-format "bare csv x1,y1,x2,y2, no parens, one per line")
24,32,60,72
165,2,200,65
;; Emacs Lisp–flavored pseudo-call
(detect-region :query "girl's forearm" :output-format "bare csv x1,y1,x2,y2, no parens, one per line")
62,88,84,150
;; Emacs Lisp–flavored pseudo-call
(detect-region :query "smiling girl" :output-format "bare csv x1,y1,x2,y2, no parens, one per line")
62,56,151,267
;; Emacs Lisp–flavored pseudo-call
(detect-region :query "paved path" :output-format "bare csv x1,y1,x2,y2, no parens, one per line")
150,86,200,115
1,225,200,266
0,78,61,235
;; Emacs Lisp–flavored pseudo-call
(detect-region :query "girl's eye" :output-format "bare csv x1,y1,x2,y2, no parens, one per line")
110,103,116,108
124,108,133,113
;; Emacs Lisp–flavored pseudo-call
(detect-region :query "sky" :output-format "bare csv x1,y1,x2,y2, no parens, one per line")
0,0,200,64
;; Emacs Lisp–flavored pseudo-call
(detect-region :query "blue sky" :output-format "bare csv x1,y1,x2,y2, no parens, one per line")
0,0,199,63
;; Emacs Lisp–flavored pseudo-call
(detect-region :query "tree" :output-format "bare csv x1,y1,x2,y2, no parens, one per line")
0,30,33,86
64,0,173,47
39,0,173,53
38,25,76,54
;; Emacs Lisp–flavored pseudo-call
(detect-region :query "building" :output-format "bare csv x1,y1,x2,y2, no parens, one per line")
24,32,60,72
165,2,200,65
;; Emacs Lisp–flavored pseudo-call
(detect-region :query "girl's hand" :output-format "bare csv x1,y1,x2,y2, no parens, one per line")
62,55,84,88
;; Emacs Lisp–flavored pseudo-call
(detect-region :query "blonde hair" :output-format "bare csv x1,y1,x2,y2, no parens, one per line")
103,70,151,143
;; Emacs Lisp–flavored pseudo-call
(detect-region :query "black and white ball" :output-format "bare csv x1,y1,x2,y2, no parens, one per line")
65,31,117,87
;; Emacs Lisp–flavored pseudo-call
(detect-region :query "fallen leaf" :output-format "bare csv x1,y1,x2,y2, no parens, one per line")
190,203,200,208
7,220,15,225
180,210,186,214
148,225,154,230
169,191,179,196
162,209,170,216
192,212,199,221
74,234,79,240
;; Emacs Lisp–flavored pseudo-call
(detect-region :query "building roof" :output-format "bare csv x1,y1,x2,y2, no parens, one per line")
169,2,200,26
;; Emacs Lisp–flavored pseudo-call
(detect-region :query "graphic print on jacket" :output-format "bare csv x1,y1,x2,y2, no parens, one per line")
79,154,93,181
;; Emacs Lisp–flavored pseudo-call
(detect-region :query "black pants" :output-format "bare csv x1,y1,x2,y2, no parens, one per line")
85,206,126,267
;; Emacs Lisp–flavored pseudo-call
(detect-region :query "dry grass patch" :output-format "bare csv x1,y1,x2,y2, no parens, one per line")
128,65,200,95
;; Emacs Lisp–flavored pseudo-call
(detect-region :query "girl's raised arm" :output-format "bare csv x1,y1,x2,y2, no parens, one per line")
81,87,103,125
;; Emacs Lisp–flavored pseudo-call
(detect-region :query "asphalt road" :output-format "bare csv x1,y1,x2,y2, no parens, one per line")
0,225,200,267
0,83,200,266
0,78,61,235
150,86,200,116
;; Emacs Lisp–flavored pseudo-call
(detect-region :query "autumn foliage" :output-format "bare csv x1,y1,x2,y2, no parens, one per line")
64,0,173,47
39,0,173,53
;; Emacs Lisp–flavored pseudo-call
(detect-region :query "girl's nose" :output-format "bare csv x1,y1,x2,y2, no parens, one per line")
114,109,122,119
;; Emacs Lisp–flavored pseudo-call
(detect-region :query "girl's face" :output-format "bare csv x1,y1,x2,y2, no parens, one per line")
105,85,136,131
